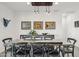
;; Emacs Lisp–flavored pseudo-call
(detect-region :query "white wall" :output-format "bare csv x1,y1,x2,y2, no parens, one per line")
64,12,79,47
15,12,65,41
0,4,17,53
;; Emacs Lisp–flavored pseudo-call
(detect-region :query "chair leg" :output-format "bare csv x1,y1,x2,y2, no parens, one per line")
29,53,31,57
11,47,13,56
43,52,45,57
63,54,65,57
43,54,44,57
67,53,69,57
61,52,64,57
5,47,7,57
33,53,34,57
42,53,44,57
47,53,49,57
72,53,74,57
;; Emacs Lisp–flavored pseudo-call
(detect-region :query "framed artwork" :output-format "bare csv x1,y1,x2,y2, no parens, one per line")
75,21,79,27
21,21,31,30
45,21,56,29
33,21,43,29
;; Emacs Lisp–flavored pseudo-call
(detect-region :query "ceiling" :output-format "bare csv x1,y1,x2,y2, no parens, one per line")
1,2,79,13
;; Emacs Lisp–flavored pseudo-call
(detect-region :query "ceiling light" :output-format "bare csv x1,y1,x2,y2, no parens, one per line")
26,2,31,5
55,2,59,5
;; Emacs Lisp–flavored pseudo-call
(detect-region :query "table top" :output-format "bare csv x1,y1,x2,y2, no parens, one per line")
13,39,72,45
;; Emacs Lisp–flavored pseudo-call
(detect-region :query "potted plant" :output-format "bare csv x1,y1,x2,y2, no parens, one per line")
42,33,48,35
29,30,38,36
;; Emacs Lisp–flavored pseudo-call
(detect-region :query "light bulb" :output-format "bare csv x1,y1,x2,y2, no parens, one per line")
26,2,31,5
55,2,59,5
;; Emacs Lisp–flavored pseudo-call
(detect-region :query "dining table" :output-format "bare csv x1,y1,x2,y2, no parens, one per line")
11,39,73,57
12,39,72,45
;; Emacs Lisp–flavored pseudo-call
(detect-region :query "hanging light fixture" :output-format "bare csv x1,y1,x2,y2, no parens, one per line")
45,6,51,13
31,2,53,14
33,6,40,14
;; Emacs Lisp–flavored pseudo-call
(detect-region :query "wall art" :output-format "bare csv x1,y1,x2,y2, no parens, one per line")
33,21,43,29
21,21,31,30
75,21,79,27
3,18,11,27
45,21,56,29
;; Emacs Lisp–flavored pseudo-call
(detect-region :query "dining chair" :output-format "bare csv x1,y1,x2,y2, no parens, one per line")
32,43,45,57
2,38,12,57
13,42,31,57
45,42,62,57
34,35,43,40
61,38,77,57
44,35,54,40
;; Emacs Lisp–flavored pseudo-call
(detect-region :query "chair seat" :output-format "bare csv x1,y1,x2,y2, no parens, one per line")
60,47,73,53
4,44,12,47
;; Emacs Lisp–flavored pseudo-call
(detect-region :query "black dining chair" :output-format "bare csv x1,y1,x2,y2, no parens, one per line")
2,38,12,57
61,38,77,57
45,42,62,57
13,42,31,57
32,43,45,57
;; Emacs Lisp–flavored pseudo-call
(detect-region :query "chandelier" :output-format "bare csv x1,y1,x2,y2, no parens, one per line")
31,2,53,14
26,2,59,14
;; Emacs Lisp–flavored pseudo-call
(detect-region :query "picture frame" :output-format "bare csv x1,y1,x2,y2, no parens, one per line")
45,21,56,29
33,21,43,29
21,21,31,30
75,21,79,27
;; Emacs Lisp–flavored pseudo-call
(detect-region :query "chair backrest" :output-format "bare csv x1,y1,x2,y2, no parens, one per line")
13,42,31,56
2,38,12,44
32,43,44,50
13,42,28,50
67,38,77,45
45,42,63,54
32,43,44,54
44,35,54,40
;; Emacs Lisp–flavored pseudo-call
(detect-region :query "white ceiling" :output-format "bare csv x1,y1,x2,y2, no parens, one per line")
1,2,79,13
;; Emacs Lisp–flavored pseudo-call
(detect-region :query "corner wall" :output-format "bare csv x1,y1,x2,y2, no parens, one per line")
0,4,16,53
65,13,79,47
